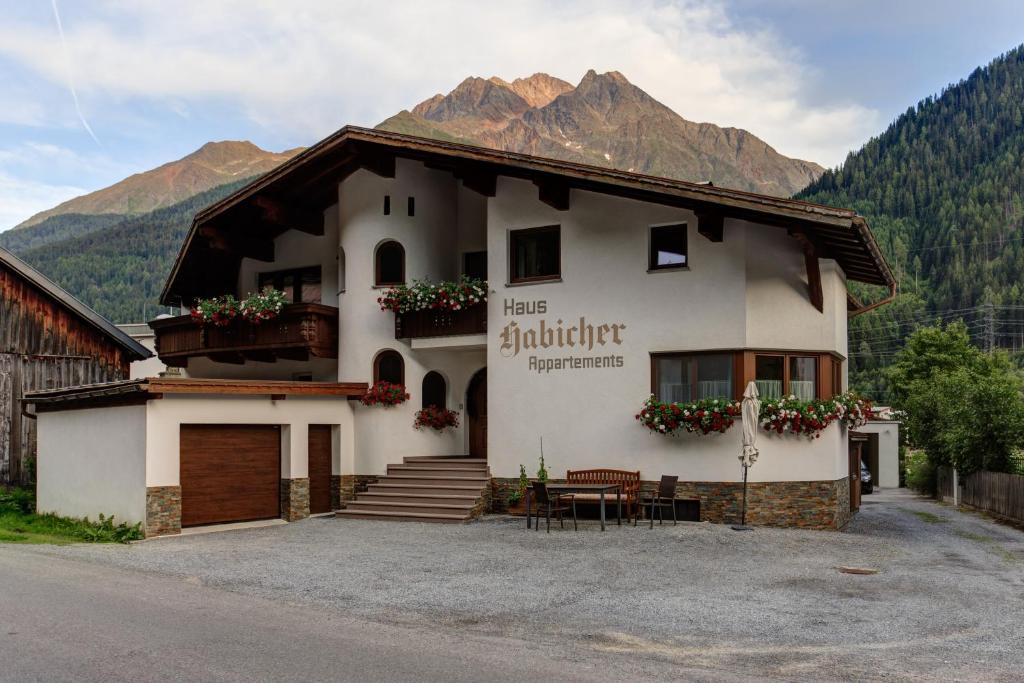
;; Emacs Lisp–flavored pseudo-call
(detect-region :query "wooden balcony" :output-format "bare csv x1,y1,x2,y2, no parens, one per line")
394,305,487,340
152,303,338,367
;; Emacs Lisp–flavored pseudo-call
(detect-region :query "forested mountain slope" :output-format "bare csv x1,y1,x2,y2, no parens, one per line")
799,45,1024,400
16,178,254,323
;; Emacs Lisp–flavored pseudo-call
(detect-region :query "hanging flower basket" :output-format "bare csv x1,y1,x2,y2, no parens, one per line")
239,287,288,324
413,405,460,431
190,295,239,327
635,395,741,436
360,381,410,407
378,276,487,314
834,391,872,429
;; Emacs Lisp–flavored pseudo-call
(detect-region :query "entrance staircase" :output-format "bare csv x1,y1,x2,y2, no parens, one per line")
335,455,489,523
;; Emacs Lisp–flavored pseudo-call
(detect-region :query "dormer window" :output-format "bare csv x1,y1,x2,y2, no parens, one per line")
375,240,405,286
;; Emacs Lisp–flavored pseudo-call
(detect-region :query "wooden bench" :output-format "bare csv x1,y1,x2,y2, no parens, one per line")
565,469,641,521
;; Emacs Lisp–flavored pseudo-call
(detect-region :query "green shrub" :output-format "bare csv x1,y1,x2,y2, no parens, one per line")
0,487,35,515
0,487,142,544
905,450,936,494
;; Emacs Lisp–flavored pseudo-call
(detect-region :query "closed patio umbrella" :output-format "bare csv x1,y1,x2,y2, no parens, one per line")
732,381,760,531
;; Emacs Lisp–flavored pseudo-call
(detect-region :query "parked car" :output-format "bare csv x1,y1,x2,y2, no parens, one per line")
860,459,873,494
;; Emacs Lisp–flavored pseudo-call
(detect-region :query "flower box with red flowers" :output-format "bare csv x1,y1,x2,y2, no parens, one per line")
377,276,487,314
360,381,410,407
413,405,460,431
190,294,239,327
636,395,741,436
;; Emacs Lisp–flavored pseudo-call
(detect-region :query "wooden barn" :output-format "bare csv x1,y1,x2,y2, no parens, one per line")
1,247,150,485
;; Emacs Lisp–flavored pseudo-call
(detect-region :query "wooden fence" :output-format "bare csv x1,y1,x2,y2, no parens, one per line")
938,465,1024,524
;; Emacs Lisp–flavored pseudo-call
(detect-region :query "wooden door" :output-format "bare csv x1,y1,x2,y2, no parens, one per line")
849,439,863,512
308,425,332,514
467,369,487,458
180,425,280,527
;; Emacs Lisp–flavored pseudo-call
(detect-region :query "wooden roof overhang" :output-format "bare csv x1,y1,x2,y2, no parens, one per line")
161,127,896,306
25,378,368,412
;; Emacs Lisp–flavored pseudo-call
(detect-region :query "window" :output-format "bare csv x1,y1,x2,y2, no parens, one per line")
257,266,322,304
831,358,843,395
649,223,687,270
755,355,784,399
789,356,817,401
375,240,405,286
383,195,391,215
373,350,404,385
422,371,446,410
407,196,415,217
462,251,487,280
653,353,733,402
509,225,560,283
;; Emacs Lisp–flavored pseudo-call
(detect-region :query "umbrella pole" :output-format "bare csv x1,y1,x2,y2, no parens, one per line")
731,462,753,531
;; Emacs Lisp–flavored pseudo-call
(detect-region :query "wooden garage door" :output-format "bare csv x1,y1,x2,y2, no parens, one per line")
308,425,332,514
180,425,280,527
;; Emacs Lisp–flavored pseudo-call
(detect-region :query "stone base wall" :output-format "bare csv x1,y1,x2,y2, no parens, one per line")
337,474,380,506
330,475,342,511
145,486,181,537
280,478,310,522
491,477,851,530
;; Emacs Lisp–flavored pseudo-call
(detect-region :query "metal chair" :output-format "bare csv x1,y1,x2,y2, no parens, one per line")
530,481,577,532
638,475,679,528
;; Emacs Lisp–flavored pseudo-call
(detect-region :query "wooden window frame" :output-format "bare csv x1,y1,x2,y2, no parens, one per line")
373,350,405,386
651,349,843,401
256,265,322,303
374,240,406,287
508,225,561,285
648,223,688,272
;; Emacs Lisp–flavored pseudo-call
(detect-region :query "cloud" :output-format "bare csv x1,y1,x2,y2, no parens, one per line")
0,171,85,231
0,0,881,166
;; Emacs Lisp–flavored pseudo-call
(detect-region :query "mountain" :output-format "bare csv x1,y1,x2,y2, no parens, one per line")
798,45,1024,401
14,178,257,323
12,141,303,230
379,70,824,197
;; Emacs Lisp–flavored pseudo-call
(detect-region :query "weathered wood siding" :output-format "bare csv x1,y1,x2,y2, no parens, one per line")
1,264,132,485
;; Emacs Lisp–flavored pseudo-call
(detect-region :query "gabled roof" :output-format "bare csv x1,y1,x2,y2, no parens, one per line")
0,247,151,360
161,126,895,304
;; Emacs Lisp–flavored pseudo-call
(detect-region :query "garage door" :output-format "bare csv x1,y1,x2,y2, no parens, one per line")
180,425,280,527
308,425,332,514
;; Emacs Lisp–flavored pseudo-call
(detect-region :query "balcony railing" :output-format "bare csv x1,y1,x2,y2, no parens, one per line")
394,305,487,340
152,303,338,367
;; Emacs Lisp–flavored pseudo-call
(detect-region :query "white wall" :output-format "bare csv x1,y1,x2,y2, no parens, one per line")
484,178,848,481
144,394,354,486
36,405,147,526
336,160,487,473
856,420,900,488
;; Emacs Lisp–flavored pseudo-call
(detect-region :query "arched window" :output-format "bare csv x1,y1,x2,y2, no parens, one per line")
373,350,404,385
422,371,446,410
375,240,405,286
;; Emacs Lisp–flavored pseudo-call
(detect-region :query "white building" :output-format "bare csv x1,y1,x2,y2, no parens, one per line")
29,127,895,535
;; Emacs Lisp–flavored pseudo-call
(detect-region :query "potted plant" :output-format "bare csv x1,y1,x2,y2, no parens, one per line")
505,464,530,514
413,405,460,431
239,287,288,324
360,381,410,407
636,395,741,436
190,294,239,327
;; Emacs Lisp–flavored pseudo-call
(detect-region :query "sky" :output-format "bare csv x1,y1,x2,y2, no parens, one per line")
1,0,1023,231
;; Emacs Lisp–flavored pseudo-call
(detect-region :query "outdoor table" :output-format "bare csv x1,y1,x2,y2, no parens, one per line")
525,483,622,531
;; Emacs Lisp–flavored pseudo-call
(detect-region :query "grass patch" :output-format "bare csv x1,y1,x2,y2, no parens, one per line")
953,529,1018,562
899,507,949,524
0,488,142,545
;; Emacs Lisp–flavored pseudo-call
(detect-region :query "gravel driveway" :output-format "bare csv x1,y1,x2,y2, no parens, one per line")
20,488,1024,681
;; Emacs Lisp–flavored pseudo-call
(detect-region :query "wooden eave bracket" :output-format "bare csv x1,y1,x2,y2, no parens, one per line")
198,224,275,262
791,231,824,313
359,152,396,178
458,165,497,197
253,196,324,236
695,211,724,242
534,178,570,211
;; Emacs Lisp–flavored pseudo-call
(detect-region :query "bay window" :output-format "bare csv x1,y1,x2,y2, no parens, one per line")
652,351,840,402
653,353,734,402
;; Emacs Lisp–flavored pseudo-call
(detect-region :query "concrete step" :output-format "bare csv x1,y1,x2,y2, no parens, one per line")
345,500,476,515
399,458,487,464
367,483,487,496
357,492,480,506
335,509,467,523
375,475,489,487
387,464,489,475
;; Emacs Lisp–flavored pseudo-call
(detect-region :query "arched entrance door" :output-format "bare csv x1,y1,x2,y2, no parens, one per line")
466,368,487,459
